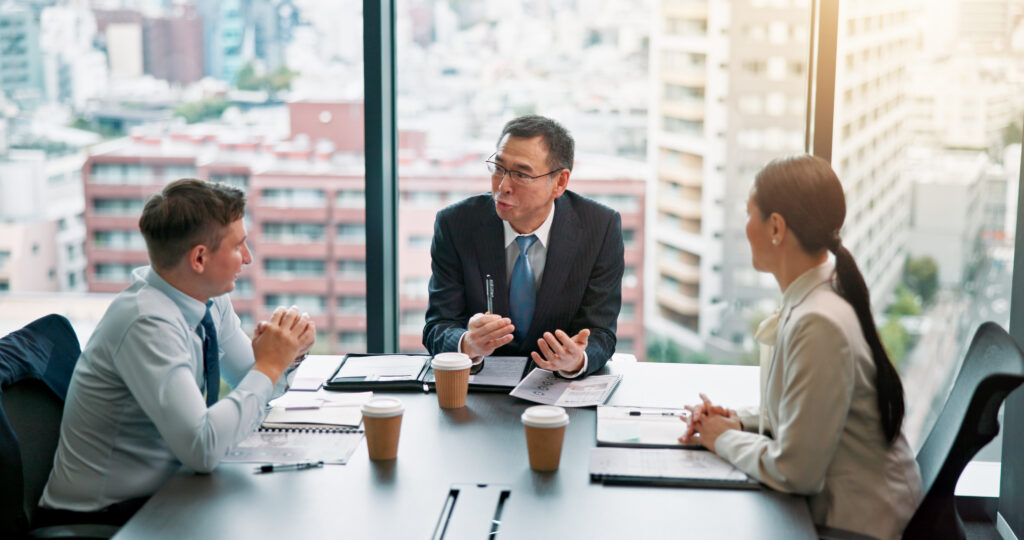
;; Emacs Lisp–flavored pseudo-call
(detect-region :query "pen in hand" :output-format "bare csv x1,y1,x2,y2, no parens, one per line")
485,274,494,314
254,460,324,474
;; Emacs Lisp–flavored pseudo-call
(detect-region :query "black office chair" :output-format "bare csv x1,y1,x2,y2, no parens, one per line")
902,321,1024,540
0,314,117,539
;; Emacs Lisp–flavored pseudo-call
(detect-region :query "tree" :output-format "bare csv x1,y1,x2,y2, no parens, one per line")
886,285,921,316
879,317,910,371
235,62,261,91
266,65,297,94
904,256,939,305
173,98,229,124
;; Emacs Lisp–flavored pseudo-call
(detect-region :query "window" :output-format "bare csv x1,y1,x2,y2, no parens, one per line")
93,230,146,250
335,223,366,244
264,259,326,278
93,198,146,216
264,294,326,315
261,188,327,208
337,295,366,314
337,260,366,278
262,223,325,243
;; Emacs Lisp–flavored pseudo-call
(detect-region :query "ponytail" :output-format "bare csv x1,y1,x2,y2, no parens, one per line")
830,240,905,443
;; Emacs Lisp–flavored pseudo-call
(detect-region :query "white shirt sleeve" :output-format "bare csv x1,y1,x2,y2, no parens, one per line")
112,316,272,474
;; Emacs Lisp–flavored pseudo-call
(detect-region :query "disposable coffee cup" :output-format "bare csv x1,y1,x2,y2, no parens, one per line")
361,397,404,460
431,352,473,408
521,405,570,471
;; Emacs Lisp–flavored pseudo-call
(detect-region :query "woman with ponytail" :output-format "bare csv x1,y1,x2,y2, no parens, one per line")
681,155,923,539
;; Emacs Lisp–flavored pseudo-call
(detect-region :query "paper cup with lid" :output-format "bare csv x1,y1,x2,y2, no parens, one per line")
521,405,570,471
361,397,404,460
431,352,473,408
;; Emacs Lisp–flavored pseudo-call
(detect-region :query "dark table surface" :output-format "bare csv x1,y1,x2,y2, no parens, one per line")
114,360,815,540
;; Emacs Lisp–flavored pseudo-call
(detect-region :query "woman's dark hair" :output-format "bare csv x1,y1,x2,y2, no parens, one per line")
139,178,246,270
752,154,905,444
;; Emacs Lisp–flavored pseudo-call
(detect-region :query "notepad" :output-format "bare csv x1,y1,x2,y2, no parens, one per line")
223,427,364,465
589,447,760,489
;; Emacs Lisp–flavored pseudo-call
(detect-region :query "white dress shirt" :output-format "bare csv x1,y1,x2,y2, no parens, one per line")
461,203,588,377
41,266,273,511
715,262,923,540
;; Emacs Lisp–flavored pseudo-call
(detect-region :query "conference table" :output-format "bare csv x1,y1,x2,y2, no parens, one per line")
114,359,817,539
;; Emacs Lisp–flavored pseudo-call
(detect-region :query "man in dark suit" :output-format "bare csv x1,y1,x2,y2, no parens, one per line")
423,115,623,377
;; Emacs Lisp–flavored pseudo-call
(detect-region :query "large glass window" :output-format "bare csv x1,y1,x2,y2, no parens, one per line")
828,3,1021,462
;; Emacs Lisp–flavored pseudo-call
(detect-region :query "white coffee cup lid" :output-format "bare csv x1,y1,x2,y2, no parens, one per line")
431,352,473,371
361,397,405,417
521,405,569,428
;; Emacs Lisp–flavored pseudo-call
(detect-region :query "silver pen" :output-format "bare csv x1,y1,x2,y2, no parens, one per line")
486,274,494,314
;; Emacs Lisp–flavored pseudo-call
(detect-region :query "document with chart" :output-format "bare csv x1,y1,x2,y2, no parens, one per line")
510,368,622,407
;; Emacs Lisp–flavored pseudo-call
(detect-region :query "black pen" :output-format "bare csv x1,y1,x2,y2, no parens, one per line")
628,410,684,417
254,460,324,474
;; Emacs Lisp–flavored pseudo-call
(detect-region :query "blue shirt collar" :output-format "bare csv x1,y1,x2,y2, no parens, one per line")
134,266,210,330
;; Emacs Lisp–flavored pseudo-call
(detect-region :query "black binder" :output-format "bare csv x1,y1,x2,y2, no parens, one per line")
324,354,530,392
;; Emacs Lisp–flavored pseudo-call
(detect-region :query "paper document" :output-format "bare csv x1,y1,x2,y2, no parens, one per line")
333,355,426,380
287,355,346,391
509,369,621,407
589,447,759,489
223,430,363,465
596,405,697,448
269,390,373,410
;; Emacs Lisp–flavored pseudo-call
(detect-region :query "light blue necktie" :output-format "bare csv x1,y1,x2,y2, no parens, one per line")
509,235,538,343
200,303,219,406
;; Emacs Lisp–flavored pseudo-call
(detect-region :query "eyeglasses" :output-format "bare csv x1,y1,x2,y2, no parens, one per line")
485,154,563,186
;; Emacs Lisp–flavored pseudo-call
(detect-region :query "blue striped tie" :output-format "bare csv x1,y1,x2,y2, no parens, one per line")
200,303,219,406
509,235,538,342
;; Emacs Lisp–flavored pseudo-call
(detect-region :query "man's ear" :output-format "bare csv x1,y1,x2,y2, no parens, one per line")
188,244,208,274
551,169,570,198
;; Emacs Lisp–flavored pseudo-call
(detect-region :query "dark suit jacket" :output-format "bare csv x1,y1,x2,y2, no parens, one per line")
422,190,623,376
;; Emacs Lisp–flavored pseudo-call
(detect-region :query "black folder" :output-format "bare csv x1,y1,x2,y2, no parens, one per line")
324,354,530,392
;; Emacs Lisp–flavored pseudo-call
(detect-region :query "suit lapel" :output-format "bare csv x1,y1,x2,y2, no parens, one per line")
473,204,510,317
530,196,581,340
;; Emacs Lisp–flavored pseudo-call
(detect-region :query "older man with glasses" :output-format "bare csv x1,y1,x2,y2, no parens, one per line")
422,114,624,378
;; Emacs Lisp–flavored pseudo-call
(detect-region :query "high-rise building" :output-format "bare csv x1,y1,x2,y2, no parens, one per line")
0,2,44,103
649,0,807,356
144,5,205,85
831,2,919,310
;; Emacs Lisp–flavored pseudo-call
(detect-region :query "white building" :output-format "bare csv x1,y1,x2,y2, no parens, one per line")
904,147,987,286
0,149,87,292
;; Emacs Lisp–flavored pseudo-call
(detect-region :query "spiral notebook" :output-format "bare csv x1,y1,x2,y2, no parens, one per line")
222,425,364,465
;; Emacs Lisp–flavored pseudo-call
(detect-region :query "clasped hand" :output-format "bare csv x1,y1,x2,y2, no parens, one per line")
678,393,741,453
252,306,316,382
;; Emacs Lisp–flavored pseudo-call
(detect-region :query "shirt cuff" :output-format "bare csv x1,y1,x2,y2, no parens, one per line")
458,331,484,364
557,351,588,379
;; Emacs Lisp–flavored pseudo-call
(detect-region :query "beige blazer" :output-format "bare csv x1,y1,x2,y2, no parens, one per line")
715,262,923,540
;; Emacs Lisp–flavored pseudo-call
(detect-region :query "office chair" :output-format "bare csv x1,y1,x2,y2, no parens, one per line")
902,321,1024,540
0,314,117,539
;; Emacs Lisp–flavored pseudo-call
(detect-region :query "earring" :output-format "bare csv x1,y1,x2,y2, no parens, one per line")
771,238,777,245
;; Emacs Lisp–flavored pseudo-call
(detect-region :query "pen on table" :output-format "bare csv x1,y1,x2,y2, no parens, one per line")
485,274,494,314
628,410,684,417
254,461,324,474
